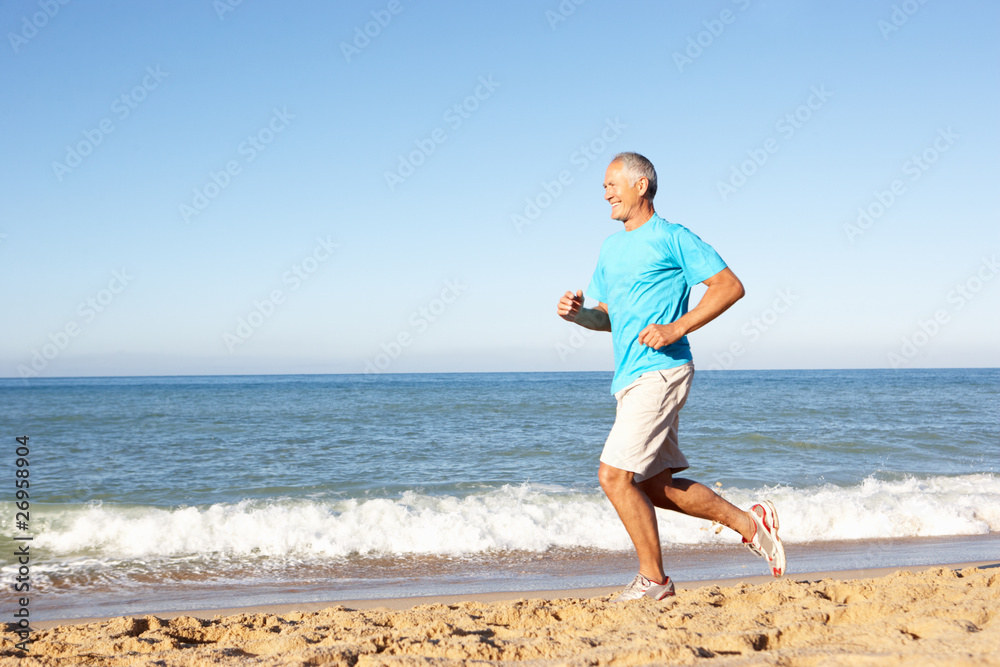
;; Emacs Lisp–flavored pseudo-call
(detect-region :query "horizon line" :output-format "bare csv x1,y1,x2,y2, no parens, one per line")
2,366,997,382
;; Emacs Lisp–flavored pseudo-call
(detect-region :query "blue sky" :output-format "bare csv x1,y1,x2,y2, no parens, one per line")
2,0,998,378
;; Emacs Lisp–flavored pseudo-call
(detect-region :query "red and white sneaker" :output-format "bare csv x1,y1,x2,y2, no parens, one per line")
612,574,676,602
743,500,786,577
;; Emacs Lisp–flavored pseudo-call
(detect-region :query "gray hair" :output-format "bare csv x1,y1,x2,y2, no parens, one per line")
611,152,657,201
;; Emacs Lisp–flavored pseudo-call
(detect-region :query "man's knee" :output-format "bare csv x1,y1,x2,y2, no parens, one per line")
598,462,633,495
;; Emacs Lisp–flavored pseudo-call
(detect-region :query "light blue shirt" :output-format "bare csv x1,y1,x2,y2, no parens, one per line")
587,214,727,394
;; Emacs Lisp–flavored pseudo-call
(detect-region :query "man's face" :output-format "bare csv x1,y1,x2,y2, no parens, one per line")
603,161,645,223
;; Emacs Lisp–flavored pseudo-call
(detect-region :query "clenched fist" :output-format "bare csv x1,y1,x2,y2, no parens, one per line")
557,290,584,322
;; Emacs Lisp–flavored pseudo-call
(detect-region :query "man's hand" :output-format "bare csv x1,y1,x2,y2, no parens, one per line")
637,322,685,350
557,290,585,322
557,290,612,331
636,267,745,349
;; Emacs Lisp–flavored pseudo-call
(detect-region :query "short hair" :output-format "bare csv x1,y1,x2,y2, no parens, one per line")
611,152,657,201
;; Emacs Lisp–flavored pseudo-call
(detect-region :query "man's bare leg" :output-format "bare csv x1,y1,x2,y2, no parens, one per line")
598,462,668,583
637,468,754,541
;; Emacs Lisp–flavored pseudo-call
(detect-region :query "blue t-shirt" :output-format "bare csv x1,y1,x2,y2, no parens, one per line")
587,214,727,394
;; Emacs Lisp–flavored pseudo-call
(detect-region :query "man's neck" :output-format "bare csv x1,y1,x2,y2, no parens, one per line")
623,207,656,232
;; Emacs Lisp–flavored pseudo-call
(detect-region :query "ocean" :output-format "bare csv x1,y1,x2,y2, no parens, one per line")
2,368,998,621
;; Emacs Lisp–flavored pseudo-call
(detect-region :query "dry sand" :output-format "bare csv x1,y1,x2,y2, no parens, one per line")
4,565,999,666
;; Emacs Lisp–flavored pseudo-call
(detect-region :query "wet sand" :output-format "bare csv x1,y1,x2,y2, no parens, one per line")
5,562,998,666
26,533,1000,624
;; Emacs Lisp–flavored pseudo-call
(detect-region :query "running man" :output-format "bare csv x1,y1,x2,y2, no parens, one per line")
557,152,785,602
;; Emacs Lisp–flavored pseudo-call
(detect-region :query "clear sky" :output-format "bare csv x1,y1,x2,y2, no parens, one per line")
2,0,998,378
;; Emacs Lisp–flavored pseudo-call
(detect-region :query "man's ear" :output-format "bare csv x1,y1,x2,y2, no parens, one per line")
636,177,649,197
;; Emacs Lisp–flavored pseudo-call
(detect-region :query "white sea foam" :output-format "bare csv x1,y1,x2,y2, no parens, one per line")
13,474,1000,563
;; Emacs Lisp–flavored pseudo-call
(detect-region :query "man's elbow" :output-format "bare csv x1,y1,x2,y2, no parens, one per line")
706,268,745,305
733,279,746,302
724,273,745,304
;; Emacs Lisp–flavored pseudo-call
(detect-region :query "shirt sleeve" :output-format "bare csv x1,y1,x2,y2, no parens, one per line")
664,225,728,287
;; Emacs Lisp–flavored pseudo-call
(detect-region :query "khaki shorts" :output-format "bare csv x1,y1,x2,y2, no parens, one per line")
599,362,694,483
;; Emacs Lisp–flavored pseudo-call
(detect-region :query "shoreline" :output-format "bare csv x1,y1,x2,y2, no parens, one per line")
23,532,1000,625
7,561,999,666
28,560,998,631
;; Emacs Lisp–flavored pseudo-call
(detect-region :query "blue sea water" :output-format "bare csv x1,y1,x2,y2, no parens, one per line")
2,368,998,619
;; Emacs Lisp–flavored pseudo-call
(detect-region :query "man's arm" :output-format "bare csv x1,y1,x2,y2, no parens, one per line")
636,267,745,349
557,290,611,332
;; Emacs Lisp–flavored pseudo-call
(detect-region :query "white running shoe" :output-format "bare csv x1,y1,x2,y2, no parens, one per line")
743,500,786,577
612,574,676,602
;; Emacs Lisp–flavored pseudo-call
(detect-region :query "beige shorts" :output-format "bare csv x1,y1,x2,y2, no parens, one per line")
599,362,694,483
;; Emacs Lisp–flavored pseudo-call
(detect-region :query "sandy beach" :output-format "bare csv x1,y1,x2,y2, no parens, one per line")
4,562,998,666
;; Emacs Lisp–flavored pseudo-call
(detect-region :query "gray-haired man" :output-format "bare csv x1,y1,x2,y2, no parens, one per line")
557,152,785,601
